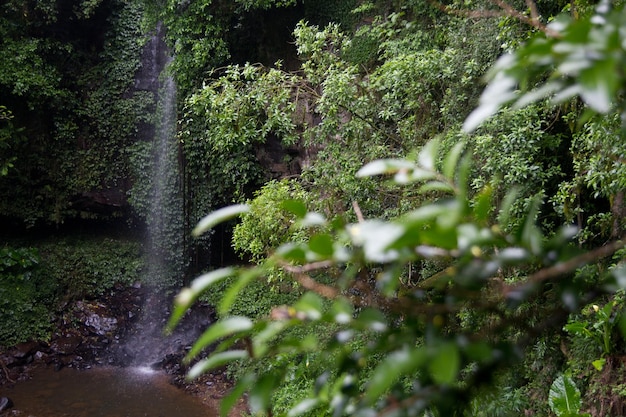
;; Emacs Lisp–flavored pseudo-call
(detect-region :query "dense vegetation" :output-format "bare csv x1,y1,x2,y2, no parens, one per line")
3,0,626,416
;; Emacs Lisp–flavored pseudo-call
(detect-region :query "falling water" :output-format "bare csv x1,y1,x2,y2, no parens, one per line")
121,22,193,367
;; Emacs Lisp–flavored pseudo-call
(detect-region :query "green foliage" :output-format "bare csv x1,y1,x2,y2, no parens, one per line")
0,247,57,346
169,139,617,416
39,238,144,300
232,180,310,263
0,106,18,176
0,0,151,226
470,105,565,230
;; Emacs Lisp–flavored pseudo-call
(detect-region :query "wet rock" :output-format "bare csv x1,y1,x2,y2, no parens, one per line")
0,397,13,412
74,301,118,336
11,342,39,359
84,313,117,336
50,336,82,355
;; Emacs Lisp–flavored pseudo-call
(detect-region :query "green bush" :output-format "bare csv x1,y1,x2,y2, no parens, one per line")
0,247,58,346
39,238,144,300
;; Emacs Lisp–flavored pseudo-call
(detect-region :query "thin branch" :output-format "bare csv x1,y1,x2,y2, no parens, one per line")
0,359,14,383
505,238,625,295
427,0,559,37
280,261,339,299
352,200,365,223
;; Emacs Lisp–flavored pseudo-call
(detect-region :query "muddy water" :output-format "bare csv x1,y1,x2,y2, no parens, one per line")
1,366,216,417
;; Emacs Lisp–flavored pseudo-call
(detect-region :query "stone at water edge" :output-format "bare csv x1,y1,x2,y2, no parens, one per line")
0,397,13,412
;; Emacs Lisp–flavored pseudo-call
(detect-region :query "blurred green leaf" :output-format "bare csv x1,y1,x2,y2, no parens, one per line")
308,233,334,257
429,342,460,385
365,346,427,403
220,373,255,417
250,372,284,414
187,350,249,379
185,317,253,361
295,292,325,320
356,159,415,177
282,199,308,218
219,267,262,316
287,398,323,417
193,204,250,237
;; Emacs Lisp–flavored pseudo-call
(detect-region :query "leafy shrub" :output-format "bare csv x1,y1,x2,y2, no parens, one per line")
0,247,58,346
39,238,144,300
232,179,312,264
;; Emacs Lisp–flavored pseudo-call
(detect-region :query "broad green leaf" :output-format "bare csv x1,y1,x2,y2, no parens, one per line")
355,308,388,332
472,185,493,224
429,342,460,385
190,267,236,293
578,57,617,114
276,243,307,262
518,194,543,254
405,167,436,183
186,350,248,379
497,187,520,227
418,181,454,194
185,316,253,361
513,81,562,109
282,199,307,218
463,71,518,132
365,346,427,403
592,358,606,371
328,298,353,324
300,212,327,227
308,233,334,257
443,141,465,181
192,204,249,236
548,374,582,416
253,321,290,357
349,220,404,262
563,321,591,337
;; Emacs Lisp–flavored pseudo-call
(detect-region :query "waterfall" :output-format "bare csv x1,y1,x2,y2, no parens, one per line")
119,23,199,368
145,66,184,288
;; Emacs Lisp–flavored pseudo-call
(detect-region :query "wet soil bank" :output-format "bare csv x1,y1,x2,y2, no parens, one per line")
0,284,246,416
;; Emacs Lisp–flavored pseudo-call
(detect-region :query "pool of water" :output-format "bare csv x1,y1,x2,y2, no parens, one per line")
1,366,216,417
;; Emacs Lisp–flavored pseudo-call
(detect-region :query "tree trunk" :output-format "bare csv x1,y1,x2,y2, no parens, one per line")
611,190,626,239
